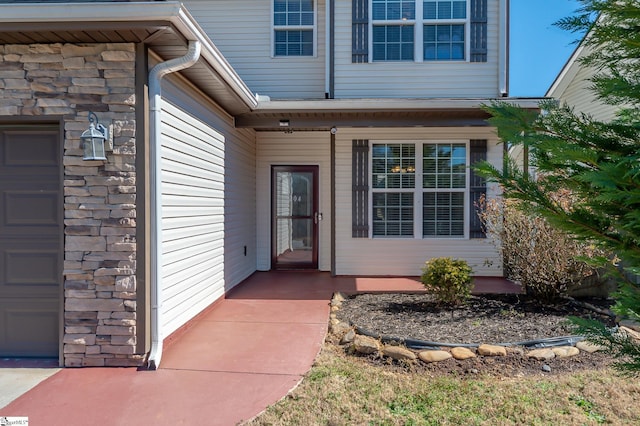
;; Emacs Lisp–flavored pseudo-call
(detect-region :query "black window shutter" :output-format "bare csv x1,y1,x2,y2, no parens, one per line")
469,139,487,238
352,140,369,237
352,0,368,63
470,0,488,62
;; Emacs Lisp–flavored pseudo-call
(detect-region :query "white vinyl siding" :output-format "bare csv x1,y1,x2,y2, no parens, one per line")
549,45,619,122
562,71,618,122
256,132,331,271
334,0,501,98
159,76,256,338
335,127,502,276
183,0,326,100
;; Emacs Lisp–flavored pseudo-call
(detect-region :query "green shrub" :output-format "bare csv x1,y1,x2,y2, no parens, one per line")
421,257,473,305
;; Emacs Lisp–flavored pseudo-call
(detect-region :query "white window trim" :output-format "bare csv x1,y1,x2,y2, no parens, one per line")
271,0,318,58
368,0,470,63
369,140,470,239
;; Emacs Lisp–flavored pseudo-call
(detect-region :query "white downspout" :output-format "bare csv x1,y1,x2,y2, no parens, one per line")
325,0,330,97
498,0,509,96
147,40,201,370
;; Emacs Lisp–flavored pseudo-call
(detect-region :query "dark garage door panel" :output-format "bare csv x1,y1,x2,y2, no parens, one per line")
0,299,59,357
0,126,61,358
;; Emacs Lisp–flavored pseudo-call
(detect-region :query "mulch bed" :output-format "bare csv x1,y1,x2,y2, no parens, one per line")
334,292,619,376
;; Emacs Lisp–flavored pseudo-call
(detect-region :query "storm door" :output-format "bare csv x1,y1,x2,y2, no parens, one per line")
272,166,319,269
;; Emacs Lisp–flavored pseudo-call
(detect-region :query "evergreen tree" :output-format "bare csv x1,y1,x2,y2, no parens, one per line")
477,0,640,372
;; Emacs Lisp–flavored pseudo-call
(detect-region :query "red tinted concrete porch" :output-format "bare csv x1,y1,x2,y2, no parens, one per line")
0,272,519,425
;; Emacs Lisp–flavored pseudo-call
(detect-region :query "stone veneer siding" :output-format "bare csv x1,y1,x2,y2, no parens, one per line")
0,43,142,367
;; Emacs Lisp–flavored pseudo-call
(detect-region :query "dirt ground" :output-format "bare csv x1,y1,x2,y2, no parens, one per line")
334,292,618,376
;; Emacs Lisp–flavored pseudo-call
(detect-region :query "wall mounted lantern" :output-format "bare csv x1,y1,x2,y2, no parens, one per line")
81,112,111,161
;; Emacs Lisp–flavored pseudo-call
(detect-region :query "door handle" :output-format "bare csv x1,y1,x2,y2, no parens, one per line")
314,212,323,224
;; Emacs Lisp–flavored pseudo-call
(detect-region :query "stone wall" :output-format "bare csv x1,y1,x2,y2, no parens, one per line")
0,43,142,367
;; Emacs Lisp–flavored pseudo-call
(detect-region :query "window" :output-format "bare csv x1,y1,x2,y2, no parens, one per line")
422,143,466,236
371,144,415,236
371,142,468,238
423,0,466,60
273,0,315,56
371,0,416,61
370,0,468,62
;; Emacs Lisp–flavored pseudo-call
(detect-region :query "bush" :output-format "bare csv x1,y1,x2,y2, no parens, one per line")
478,195,607,302
420,257,473,305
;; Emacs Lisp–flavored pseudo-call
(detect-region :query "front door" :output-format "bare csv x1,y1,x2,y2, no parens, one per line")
272,166,319,269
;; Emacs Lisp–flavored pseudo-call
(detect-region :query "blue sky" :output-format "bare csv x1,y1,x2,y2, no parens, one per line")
510,0,583,97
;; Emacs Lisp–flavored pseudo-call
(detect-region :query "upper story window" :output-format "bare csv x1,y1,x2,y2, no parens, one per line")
370,0,468,62
273,0,315,57
371,1,416,61
423,0,467,60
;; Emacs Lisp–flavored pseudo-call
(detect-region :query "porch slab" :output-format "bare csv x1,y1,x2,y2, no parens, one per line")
0,271,520,425
161,321,327,375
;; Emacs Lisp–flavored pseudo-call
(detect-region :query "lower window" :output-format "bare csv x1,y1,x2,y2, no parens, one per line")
423,192,465,236
372,192,414,237
275,30,314,56
423,24,465,60
372,25,415,61
371,141,468,238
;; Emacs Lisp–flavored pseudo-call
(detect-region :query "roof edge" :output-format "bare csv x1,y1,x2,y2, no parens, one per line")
0,1,183,22
0,1,258,111
254,98,545,112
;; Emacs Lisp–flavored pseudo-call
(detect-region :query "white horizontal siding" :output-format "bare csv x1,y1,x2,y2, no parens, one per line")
334,127,503,276
333,0,501,98
159,75,256,338
256,131,332,271
183,0,327,99
160,100,226,336
558,62,618,122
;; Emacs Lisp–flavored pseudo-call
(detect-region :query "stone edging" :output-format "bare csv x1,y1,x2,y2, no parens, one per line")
328,293,639,370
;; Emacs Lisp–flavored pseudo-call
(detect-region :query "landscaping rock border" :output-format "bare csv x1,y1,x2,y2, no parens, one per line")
329,293,611,370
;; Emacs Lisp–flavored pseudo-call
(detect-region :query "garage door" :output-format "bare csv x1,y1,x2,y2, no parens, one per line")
0,125,62,358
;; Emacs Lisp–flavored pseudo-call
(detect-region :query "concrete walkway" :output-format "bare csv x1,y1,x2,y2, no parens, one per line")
0,272,519,425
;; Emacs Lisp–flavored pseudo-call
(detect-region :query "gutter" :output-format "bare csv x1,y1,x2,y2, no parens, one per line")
147,40,202,370
252,98,545,112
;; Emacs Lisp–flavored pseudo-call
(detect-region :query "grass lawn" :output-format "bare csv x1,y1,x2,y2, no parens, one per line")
247,345,640,425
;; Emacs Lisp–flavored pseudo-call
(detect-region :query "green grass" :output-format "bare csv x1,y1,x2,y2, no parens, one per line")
246,345,640,425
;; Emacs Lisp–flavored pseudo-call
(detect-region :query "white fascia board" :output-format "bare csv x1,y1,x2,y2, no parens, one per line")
255,98,544,112
0,1,183,22
546,42,585,98
0,1,257,110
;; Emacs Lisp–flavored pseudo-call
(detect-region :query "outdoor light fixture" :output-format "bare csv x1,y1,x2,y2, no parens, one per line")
81,112,111,161
279,119,293,133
